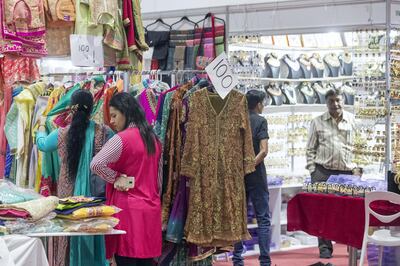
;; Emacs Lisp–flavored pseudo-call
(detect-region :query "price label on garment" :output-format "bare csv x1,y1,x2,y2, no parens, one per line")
205,52,239,99
70,34,104,67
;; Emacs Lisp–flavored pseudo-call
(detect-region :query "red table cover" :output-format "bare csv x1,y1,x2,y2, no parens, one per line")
287,192,400,249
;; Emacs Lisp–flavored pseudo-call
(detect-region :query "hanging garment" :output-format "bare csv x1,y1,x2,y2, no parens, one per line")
181,88,255,246
88,0,117,27
45,0,75,23
74,0,103,36
161,83,192,225
137,86,165,126
44,0,75,56
8,83,46,187
146,30,170,70
104,9,125,51
39,86,65,196
28,96,48,189
0,57,40,175
2,0,47,57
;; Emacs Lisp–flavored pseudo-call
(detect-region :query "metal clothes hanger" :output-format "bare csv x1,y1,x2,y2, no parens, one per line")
171,16,198,29
145,18,171,31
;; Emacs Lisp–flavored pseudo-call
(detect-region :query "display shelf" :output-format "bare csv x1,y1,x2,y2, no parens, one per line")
241,244,318,257
25,229,126,237
275,244,317,252
230,43,385,52
264,104,354,114
269,184,303,189
243,249,261,257
238,76,355,83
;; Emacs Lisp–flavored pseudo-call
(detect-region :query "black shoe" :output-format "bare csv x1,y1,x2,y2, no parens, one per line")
319,250,332,259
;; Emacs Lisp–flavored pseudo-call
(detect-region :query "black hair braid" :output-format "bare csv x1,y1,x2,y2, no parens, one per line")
66,90,94,180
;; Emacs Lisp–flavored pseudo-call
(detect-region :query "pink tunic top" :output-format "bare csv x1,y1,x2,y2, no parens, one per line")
91,126,162,259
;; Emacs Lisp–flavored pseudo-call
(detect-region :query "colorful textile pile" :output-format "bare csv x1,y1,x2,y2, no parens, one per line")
55,196,120,232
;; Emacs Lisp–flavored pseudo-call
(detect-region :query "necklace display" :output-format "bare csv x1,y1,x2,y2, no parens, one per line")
263,86,273,106
299,54,312,79
324,53,340,77
310,53,325,78
299,82,317,104
339,53,353,76
324,53,340,67
342,83,355,105
266,53,280,67
282,54,302,79
283,55,301,71
312,82,329,104
281,82,297,104
264,53,281,78
266,83,284,105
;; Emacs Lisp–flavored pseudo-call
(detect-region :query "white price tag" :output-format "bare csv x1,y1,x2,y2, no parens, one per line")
70,34,104,67
205,52,239,99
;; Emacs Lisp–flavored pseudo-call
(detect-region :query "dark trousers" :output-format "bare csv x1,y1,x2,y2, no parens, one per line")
311,164,352,254
115,255,154,266
232,180,272,266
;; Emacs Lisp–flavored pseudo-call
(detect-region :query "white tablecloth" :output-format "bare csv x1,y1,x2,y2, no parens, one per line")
0,235,48,266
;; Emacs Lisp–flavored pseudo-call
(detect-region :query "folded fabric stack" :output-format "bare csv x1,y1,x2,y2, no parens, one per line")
0,196,59,221
55,196,121,233
0,179,41,204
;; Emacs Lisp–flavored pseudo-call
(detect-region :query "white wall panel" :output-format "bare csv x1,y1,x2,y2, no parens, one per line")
142,0,387,35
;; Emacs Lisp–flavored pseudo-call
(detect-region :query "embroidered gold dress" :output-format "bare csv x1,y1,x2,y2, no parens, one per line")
181,88,255,246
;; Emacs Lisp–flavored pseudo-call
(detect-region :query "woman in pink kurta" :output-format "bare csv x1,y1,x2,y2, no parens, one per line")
91,92,162,266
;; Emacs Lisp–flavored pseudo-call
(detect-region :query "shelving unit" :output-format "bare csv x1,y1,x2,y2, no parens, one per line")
230,29,388,258
238,76,355,83
242,184,317,257
230,42,386,53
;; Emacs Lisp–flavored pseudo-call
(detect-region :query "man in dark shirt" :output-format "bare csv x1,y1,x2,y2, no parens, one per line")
232,90,271,266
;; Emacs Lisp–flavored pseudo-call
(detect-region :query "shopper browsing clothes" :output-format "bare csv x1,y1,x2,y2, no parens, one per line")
233,90,272,266
306,88,358,259
36,89,114,266
91,92,162,266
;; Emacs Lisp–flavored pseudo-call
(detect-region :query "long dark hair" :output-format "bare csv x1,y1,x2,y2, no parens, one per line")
66,89,94,180
109,92,158,155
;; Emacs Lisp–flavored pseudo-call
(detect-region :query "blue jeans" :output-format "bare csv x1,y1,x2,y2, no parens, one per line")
232,181,272,266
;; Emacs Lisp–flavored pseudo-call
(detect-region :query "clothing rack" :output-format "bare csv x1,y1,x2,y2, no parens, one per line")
40,71,130,92
137,69,208,87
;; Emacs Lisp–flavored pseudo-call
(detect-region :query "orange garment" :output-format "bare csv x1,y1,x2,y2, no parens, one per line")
103,87,117,130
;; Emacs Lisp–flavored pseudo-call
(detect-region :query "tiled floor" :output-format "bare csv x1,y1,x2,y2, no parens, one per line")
213,244,368,266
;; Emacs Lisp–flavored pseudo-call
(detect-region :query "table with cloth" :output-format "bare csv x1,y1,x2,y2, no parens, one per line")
287,192,400,265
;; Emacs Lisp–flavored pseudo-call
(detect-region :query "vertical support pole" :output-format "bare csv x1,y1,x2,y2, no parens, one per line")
385,0,392,180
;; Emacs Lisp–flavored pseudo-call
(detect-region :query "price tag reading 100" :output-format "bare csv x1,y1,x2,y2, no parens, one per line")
206,52,239,99
70,34,104,67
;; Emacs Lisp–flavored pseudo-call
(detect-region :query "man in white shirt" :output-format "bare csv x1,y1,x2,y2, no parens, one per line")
306,88,358,259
